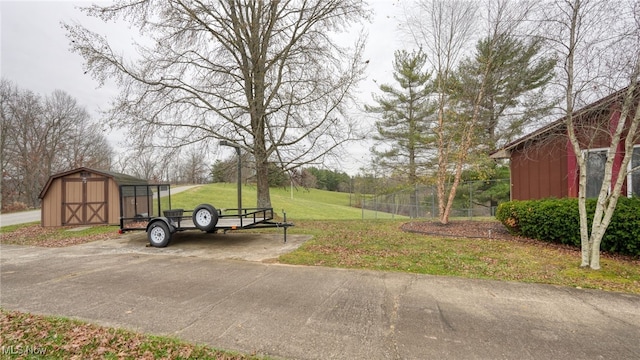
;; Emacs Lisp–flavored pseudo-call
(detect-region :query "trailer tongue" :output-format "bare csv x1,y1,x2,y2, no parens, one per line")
118,184,293,248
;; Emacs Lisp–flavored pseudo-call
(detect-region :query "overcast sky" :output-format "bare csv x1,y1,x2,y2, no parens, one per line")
1,1,407,174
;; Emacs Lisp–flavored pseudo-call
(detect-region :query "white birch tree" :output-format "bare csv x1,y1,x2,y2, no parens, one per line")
539,0,640,269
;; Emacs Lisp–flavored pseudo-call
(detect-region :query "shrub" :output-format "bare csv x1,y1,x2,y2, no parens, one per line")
496,197,640,256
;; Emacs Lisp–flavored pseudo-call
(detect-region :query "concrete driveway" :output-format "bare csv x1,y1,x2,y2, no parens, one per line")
1,233,639,360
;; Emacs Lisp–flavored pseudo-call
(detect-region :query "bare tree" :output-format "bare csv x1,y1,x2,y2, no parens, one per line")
0,81,113,209
177,146,212,184
65,0,369,208
4,88,47,208
539,0,640,269
43,90,112,172
0,79,19,208
404,0,534,224
401,0,477,224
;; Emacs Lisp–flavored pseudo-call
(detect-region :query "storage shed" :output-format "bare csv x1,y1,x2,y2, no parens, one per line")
39,167,148,227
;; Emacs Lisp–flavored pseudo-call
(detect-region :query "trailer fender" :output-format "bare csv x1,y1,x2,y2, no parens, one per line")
145,217,175,233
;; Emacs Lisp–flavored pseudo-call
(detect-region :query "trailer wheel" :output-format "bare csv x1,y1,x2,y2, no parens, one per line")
193,204,219,232
148,221,171,248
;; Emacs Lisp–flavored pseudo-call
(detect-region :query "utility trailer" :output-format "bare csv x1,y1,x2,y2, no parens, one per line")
118,184,293,248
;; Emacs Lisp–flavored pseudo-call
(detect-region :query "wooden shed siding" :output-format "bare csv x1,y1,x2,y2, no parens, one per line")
41,179,62,226
510,137,568,201
40,167,148,227
107,180,121,225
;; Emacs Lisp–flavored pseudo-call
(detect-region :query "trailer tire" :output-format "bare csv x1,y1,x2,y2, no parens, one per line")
148,221,171,248
193,204,219,232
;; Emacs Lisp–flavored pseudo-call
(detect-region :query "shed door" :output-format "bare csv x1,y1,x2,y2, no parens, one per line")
62,177,108,225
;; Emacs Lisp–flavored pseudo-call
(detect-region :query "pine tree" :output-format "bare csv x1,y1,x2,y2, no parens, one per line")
366,49,436,186
452,34,556,151
365,49,436,218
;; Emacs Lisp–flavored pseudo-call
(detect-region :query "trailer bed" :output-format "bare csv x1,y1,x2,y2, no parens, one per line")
118,184,293,247
165,208,274,231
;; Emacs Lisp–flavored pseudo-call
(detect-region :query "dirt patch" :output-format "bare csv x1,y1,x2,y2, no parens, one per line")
110,231,312,262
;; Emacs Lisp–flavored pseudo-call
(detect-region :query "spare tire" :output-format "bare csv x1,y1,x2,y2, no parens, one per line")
192,204,219,232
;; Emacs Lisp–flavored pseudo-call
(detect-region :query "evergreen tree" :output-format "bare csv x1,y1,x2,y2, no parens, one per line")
452,34,556,151
366,49,436,217
366,49,436,186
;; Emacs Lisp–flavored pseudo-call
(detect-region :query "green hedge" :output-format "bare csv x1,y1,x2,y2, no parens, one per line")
496,197,640,256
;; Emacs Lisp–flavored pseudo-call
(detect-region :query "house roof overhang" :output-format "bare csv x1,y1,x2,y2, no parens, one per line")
490,85,633,159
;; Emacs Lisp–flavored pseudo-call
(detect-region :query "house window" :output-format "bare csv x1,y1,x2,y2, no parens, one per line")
586,149,607,198
629,146,640,197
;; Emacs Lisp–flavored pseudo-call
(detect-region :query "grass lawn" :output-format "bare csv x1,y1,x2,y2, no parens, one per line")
282,219,640,294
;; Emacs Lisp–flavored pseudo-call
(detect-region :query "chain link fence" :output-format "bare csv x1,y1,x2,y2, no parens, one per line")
356,179,510,220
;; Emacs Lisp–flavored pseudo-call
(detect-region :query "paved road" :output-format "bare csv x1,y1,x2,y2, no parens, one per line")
0,185,201,227
0,209,40,226
1,238,639,360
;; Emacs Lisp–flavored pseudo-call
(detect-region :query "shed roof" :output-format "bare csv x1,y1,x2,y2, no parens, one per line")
39,167,148,199
490,86,633,159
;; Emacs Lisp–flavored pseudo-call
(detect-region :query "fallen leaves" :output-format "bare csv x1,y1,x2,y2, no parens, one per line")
0,225,116,247
0,309,257,359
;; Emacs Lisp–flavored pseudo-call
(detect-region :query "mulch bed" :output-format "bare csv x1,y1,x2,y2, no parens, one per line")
401,220,519,241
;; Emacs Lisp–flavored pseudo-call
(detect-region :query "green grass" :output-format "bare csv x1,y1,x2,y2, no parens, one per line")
0,222,39,233
281,219,640,294
168,183,406,220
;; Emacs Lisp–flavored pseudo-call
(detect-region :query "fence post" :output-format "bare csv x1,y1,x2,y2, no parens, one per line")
468,181,473,220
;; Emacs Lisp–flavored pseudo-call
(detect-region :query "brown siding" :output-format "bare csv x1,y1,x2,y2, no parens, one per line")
107,180,121,225
41,179,62,227
510,136,568,201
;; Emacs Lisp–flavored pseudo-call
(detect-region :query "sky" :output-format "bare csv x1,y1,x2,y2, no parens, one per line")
0,1,407,175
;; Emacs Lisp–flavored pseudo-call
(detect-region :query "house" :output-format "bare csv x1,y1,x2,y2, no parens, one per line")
39,167,148,227
491,87,640,201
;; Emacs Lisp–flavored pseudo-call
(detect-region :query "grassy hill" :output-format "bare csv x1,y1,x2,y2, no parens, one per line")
168,183,406,220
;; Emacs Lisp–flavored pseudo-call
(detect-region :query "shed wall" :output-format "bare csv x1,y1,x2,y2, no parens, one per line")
41,179,62,226
106,179,121,225
41,171,122,227
510,137,568,200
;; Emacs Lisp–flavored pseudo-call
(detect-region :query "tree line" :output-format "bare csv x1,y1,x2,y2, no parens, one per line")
0,79,112,210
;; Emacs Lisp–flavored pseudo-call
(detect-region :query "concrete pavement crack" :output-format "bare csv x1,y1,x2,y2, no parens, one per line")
384,273,417,360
